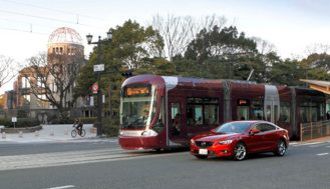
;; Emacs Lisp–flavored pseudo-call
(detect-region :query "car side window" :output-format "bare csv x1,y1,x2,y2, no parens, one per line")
259,123,276,132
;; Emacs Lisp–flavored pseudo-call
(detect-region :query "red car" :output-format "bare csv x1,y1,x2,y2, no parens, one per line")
190,121,289,160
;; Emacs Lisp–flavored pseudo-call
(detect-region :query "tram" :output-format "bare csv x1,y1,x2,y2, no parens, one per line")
119,75,325,150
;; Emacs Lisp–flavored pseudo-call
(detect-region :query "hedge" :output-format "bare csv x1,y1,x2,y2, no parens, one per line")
102,117,119,137
0,118,40,128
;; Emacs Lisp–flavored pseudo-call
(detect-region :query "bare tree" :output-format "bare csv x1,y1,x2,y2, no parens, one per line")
0,55,20,88
26,52,84,118
305,43,330,55
252,37,276,55
151,14,227,61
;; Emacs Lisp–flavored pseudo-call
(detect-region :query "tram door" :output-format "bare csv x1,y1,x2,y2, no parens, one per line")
264,85,280,124
168,99,187,145
265,104,279,123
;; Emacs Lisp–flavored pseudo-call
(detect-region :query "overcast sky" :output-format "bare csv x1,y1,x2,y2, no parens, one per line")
1,0,330,93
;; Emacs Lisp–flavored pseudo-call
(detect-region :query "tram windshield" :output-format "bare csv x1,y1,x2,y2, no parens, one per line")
120,85,156,129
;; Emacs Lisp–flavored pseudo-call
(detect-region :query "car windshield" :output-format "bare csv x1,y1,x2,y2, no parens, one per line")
214,122,251,134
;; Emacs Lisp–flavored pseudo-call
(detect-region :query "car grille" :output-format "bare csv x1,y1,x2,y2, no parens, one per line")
195,141,213,148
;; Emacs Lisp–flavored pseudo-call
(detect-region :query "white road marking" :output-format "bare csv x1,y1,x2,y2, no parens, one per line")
316,153,329,156
45,185,75,189
291,142,323,146
0,148,187,171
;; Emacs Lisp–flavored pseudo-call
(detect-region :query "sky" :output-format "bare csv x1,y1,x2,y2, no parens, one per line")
1,0,330,93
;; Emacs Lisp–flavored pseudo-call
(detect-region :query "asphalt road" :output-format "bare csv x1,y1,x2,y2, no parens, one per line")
0,141,329,189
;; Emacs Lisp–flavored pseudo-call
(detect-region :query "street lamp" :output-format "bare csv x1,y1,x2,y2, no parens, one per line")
86,31,112,136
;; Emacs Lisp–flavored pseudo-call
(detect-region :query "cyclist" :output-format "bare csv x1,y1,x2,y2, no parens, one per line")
73,119,83,136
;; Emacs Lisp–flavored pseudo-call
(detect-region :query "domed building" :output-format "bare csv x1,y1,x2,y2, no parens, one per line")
47,27,84,61
10,27,87,121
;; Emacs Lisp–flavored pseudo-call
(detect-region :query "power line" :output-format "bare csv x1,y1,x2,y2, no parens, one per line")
0,26,48,35
0,0,108,22
0,9,94,27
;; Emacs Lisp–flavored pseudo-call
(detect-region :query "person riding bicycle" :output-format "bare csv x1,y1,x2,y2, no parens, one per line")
73,119,83,136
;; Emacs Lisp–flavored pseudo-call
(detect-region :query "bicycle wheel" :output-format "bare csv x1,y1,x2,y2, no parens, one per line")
71,129,77,138
80,129,86,137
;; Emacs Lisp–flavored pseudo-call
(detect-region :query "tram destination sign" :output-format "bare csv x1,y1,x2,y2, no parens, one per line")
125,86,150,97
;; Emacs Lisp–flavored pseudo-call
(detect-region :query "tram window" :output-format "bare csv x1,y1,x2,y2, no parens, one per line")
186,97,219,126
237,106,249,120
266,105,271,122
204,105,219,124
170,103,180,120
251,99,263,120
170,103,181,135
279,102,290,123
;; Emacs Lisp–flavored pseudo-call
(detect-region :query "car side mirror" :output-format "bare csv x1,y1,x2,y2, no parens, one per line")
249,128,260,135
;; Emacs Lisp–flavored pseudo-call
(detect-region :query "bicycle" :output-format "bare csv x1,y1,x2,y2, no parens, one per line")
71,126,86,137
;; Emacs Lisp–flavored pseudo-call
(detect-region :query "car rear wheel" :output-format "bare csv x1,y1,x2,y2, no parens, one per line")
274,140,287,156
233,142,247,161
195,155,208,159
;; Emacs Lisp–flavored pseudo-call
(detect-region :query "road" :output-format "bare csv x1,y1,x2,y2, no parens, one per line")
0,140,329,189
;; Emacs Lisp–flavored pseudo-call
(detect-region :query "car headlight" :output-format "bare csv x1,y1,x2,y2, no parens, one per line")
190,139,195,145
141,129,158,137
218,140,233,145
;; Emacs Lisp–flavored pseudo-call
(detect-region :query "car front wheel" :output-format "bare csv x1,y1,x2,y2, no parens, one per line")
274,140,287,156
233,142,247,161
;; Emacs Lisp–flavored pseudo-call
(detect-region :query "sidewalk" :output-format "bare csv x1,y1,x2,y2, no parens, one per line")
299,135,330,144
0,124,97,143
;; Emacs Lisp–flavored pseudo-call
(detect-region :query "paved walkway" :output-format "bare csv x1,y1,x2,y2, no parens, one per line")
0,124,97,143
299,135,330,143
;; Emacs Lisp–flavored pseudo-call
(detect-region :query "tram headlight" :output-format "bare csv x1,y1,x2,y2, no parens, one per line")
141,129,158,137
190,139,195,145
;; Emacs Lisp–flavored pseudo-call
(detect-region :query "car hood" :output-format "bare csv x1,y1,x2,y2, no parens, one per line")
195,133,241,142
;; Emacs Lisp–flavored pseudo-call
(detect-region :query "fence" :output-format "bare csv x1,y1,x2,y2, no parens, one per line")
300,120,330,141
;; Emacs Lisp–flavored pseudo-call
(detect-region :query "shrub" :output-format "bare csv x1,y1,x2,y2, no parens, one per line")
0,118,11,127
78,117,97,124
0,118,40,128
102,117,119,137
49,117,74,124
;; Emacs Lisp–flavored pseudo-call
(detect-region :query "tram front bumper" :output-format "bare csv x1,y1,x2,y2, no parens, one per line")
119,135,160,150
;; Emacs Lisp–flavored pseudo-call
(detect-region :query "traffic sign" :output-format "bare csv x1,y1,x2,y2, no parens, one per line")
93,64,104,72
91,82,99,94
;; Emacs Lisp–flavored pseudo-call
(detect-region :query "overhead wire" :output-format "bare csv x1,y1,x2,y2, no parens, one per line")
0,0,107,34
0,0,108,22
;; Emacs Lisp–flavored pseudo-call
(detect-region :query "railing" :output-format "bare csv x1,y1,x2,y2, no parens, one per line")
300,120,330,141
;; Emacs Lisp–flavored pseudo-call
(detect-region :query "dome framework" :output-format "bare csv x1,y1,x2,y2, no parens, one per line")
48,27,83,45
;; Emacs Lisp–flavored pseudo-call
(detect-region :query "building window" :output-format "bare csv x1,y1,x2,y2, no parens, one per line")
21,77,30,88
37,77,45,88
23,94,30,104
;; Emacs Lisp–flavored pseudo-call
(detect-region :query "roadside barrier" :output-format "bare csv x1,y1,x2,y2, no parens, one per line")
301,120,330,141
19,131,23,138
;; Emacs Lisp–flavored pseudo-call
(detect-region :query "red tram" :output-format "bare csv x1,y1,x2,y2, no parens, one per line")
119,75,325,150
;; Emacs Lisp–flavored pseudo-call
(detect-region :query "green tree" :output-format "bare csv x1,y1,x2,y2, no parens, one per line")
74,20,167,134
178,26,262,80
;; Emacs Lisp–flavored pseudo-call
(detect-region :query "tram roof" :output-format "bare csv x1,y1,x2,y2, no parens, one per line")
300,79,330,95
